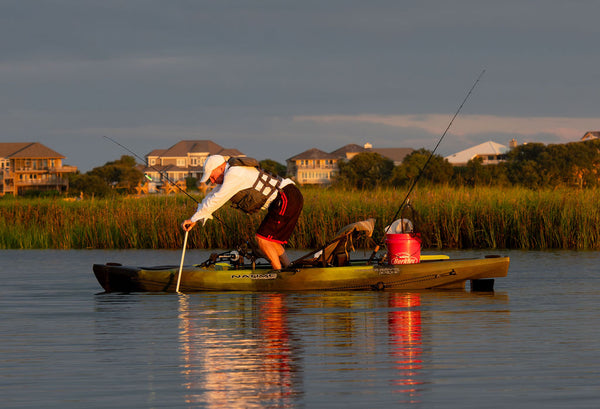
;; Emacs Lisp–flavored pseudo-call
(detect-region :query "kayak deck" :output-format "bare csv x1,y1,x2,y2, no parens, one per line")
93,255,509,293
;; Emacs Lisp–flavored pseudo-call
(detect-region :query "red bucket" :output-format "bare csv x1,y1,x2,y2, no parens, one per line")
386,233,422,264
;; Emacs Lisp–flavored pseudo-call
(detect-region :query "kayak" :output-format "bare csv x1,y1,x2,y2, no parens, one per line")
93,218,509,293
93,254,509,293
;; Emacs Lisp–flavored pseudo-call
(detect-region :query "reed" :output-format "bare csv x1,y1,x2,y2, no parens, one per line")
1,186,599,250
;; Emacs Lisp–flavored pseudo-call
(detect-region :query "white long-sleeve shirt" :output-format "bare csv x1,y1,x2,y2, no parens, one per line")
190,164,294,223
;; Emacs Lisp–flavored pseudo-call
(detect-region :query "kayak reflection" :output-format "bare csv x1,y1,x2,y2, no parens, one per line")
175,291,508,407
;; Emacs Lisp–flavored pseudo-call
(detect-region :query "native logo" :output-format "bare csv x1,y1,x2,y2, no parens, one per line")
231,273,278,280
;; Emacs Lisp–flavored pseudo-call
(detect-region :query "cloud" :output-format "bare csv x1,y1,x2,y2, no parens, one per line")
294,114,599,143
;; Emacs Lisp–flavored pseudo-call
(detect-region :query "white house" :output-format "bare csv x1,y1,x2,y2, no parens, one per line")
445,141,510,166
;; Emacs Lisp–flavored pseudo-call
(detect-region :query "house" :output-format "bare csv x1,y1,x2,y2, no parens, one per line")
329,143,413,165
330,143,368,160
287,143,414,185
369,147,414,166
445,140,510,166
0,142,77,196
286,148,340,185
581,131,600,141
143,140,244,190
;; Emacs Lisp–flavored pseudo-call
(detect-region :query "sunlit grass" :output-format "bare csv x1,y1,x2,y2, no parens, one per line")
1,186,599,250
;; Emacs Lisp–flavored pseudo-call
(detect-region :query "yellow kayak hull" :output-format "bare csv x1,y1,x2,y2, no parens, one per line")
93,256,509,293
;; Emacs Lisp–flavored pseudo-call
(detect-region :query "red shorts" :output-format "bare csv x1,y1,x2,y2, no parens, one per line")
256,184,303,244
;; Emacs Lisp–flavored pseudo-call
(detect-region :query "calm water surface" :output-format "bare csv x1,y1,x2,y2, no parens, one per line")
1,249,599,408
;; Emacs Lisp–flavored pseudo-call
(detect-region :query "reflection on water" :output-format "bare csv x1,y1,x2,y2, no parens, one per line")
388,293,423,401
87,287,512,408
174,291,499,407
178,294,301,408
3,249,599,408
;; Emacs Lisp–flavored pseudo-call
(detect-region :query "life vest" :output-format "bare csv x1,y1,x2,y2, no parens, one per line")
227,157,283,214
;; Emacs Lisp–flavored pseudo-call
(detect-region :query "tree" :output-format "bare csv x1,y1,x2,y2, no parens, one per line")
185,176,199,191
87,155,144,193
452,159,510,187
504,142,600,188
259,159,287,177
335,152,394,189
69,155,144,197
392,149,453,186
68,173,113,197
505,143,546,188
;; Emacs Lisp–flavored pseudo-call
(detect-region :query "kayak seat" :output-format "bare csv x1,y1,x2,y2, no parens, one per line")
292,219,376,267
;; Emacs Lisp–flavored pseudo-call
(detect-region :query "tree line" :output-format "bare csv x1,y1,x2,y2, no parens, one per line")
67,156,289,197
336,139,600,189
66,139,600,197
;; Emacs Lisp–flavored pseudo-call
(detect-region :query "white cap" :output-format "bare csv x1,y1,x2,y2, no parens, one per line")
200,155,226,183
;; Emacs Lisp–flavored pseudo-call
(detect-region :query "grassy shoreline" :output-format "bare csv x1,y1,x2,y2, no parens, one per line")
1,186,599,250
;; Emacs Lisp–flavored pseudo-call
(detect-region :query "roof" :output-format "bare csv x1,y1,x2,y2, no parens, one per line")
330,144,367,158
157,140,224,157
219,148,245,157
370,147,414,163
332,144,414,163
287,144,415,163
445,141,508,165
287,148,338,161
0,142,65,159
582,131,600,140
146,140,245,158
146,149,167,157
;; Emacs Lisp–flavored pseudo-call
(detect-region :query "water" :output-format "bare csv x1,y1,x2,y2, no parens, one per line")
1,249,599,408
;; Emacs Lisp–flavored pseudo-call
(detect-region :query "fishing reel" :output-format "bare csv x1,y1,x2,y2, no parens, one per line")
236,241,269,270
200,241,266,269
200,249,243,268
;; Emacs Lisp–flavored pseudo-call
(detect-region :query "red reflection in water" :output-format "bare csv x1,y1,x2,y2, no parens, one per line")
178,294,296,408
388,293,423,400
259,294,294,397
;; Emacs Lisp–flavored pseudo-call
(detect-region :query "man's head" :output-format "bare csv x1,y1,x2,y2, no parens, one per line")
200,155,227,184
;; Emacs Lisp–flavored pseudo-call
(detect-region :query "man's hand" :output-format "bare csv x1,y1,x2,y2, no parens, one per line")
182,219,197,232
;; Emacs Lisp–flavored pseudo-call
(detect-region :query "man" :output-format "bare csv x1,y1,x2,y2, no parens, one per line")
182,155,303,270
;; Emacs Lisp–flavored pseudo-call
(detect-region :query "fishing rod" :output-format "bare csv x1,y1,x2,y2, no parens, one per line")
102,135,235,232
368,69,486,262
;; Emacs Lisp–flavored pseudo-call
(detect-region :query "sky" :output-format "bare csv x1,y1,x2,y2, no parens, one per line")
2,0,599,172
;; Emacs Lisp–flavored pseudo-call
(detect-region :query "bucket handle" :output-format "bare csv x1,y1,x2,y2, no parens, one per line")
399,201,419,233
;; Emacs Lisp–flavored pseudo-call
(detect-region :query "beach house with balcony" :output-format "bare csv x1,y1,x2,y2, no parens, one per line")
143,140,245,191
0,142,77,196
286,148,340,185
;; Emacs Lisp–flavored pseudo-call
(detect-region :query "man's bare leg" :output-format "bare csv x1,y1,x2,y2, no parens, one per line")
257,235,289,270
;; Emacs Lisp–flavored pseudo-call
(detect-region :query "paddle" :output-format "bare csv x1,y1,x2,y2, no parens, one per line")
176,230,189,293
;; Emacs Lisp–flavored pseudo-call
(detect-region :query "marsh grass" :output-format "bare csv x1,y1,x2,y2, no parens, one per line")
1,186,599,250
